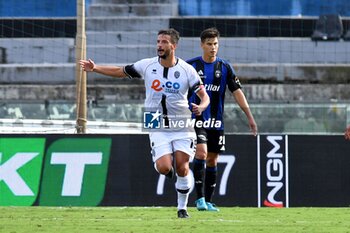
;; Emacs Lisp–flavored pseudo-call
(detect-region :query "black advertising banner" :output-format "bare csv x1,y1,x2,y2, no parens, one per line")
101,134,350,207
101,134,258,207
220,134,258,207
288,135,350,207
0,134,350,207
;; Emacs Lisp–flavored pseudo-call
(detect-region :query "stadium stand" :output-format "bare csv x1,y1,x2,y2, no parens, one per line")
344,29,350,41
311,14,344,41
85,0,176,64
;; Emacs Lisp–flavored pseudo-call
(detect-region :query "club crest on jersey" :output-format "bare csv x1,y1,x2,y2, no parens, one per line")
215,70,221,78
174,71,180,79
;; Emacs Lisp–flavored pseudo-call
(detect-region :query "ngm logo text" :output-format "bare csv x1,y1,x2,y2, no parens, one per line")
259,135,288,208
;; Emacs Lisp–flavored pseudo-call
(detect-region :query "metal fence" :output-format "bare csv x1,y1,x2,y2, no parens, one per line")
1,101,348,134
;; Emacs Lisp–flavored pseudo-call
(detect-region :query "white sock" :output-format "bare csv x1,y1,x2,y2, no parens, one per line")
175,174,192,210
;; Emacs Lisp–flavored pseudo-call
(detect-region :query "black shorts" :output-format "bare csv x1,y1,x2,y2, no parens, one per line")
195,127,225,153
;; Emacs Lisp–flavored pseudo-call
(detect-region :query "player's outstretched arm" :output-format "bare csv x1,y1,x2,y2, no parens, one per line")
345,125,350,140
233,89,258,136
79,59,127,78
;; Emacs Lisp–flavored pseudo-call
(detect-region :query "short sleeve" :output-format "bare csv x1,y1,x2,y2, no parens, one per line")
124,64,142,79
188,65,203,93
226,63,242,92
124,58,151,79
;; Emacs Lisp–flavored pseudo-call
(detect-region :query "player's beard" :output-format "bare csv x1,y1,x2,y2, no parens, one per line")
158,49,170,59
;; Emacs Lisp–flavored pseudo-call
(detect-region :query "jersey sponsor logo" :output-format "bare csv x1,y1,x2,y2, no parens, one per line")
205,84,220,92
151,79,163,91
151,79,180,93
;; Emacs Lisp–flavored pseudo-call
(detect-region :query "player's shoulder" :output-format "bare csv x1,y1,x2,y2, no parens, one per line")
177,57,197,71
135,57,159,70
217,57,231,66
217,57,235,72
138,56,158,64
186,56,202,64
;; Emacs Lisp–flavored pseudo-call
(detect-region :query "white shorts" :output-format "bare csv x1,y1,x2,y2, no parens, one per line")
149,131,196,162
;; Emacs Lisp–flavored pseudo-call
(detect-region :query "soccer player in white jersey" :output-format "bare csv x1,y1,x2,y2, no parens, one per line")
80,28,210,218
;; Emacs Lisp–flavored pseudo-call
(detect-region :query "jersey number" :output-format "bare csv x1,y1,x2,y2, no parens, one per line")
219,135,225,145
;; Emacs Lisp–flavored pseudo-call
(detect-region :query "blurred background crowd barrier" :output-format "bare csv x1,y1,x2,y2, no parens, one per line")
0,0,349,134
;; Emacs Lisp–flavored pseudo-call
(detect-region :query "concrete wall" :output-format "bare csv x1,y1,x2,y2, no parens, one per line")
3,37,350,65
1,62,349,84
0,64,75,84
0,38,75,64
177,38,350,64
1,37,350,84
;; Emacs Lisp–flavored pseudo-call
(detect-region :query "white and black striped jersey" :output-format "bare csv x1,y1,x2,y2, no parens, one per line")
124,56,203,121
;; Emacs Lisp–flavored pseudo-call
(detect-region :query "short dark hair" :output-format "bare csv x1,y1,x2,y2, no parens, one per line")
158,28,180,44
200,27,220,43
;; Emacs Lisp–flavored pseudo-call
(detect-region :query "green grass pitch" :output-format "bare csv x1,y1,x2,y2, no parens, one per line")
1,207,350,233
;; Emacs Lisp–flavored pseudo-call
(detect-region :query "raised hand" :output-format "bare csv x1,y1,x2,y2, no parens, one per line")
79,59,95,72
